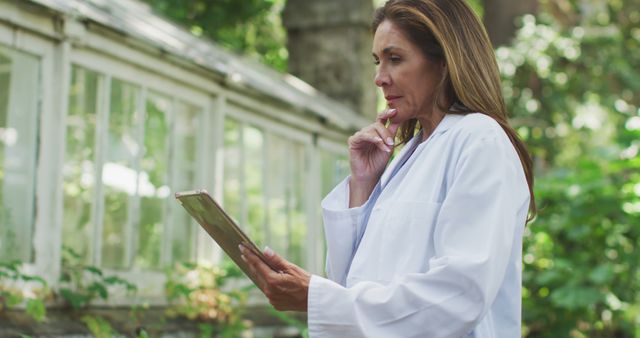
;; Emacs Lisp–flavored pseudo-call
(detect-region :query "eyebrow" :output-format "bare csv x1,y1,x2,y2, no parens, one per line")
372,46,402,58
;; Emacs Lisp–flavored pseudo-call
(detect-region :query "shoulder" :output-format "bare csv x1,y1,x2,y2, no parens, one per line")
451,113,504,138
439,113,521,170
444,113,512,150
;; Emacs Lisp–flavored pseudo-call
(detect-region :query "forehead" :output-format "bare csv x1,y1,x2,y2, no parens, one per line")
372,20,416,54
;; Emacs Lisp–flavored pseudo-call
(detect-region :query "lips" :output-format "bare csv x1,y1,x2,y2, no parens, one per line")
385,95,402,106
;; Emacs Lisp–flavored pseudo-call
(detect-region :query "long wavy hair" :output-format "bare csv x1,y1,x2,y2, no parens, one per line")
373,0,536,221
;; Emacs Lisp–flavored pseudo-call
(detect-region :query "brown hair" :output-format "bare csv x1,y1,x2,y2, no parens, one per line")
373,0,536,221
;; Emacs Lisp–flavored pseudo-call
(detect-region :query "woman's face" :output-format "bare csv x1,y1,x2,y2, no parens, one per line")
372,20,444,125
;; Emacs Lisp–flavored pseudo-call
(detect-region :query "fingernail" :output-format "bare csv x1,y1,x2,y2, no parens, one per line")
264,246,274,257
386,137,394,145
389,108,397,113
238,244,244,253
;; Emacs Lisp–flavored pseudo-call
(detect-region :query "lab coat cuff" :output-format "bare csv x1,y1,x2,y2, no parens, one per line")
308,275,360,337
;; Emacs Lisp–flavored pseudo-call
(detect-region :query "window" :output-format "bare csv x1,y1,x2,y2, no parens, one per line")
317,147,349,273
222,115,310,266
102,78,142,269
0,45,40,262
62,67,99,264
62,65,204,270
320,149,349,197
136,91,171,269
222,119,268,248
170,101,203,263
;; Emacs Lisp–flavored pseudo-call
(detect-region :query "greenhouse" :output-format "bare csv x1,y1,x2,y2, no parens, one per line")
0,0,367,334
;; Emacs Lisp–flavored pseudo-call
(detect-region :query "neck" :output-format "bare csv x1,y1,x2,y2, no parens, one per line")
417,108,446,142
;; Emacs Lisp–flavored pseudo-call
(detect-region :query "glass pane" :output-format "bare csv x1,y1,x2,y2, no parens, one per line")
223,118,241,223
320,150,349,197
101,79,141,269
0,45,39,262
63,66,99,265
288,143,307,266
171,101,202,263
244,125,265,248
136,91,171,269
266,134,289,258
318,149,349,272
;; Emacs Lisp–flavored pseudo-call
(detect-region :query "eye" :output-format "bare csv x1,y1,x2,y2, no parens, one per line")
373,58,380,66
389,55,401,63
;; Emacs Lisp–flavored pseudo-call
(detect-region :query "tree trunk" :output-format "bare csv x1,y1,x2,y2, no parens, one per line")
482,0,538,46
283,0,377,119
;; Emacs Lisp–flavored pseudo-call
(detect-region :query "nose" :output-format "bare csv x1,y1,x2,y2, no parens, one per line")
374,68,390,87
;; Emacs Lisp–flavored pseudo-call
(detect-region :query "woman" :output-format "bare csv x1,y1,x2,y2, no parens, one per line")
240,0,535,336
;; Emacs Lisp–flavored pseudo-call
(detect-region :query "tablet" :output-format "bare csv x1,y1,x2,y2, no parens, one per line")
175,189,277,284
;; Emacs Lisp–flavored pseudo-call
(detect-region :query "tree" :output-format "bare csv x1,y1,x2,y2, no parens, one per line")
141,0,288,72
482,0,538,46
496,0,640,336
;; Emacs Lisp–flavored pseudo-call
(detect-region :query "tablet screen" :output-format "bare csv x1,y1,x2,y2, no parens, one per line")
175,189,277,284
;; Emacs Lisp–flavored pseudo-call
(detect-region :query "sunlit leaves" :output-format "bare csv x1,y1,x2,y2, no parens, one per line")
142,0,288,72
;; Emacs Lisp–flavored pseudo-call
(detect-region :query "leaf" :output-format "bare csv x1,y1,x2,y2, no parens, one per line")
22,275,47,287
103,276,124,285
60,288,89,310
84,266,103,276
88,282,108,300
5,291,23,307
126,282,138,293
63,246,82,260
588,264,614,285
25,298,47,322
550,286,604,309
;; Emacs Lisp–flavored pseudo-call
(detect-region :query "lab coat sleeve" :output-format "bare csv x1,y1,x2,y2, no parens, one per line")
321,176,368,285
308,133,530,338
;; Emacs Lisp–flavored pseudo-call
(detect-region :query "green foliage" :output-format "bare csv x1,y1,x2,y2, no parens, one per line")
496,1,640,336
524,156,639,337
58,247,137,310
0,260,49,322
498,5,639,168
81,314,115,338
141,0,288,72
164,260,252,337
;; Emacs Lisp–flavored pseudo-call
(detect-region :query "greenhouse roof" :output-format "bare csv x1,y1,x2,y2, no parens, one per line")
26,0,368,131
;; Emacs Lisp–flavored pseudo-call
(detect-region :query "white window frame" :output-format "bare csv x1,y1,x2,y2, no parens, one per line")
1,0,359,305
223,102,325,272
0,21,64,286
314,138,350,275
64,48,213,304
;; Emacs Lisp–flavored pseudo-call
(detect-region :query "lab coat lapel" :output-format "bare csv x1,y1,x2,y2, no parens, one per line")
380,113,463,188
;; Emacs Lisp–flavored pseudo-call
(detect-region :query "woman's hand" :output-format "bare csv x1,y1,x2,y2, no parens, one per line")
348,108,401,207
240,244,311,312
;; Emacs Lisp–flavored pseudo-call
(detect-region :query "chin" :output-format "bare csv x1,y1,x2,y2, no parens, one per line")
391,108,414,124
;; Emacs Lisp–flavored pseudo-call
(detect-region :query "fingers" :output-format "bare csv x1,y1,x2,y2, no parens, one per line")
371,122,395,148
350,108,397,151
376,108,397,125
240,244,311,312
378,108,402,140
239,244,273,289
349,132,392,153
262,246,289,272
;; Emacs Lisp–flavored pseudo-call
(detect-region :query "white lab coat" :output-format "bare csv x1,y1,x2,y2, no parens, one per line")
307,113,530,338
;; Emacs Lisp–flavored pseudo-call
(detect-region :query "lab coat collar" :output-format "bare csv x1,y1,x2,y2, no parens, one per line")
380,113,464,187
433,112,464,135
